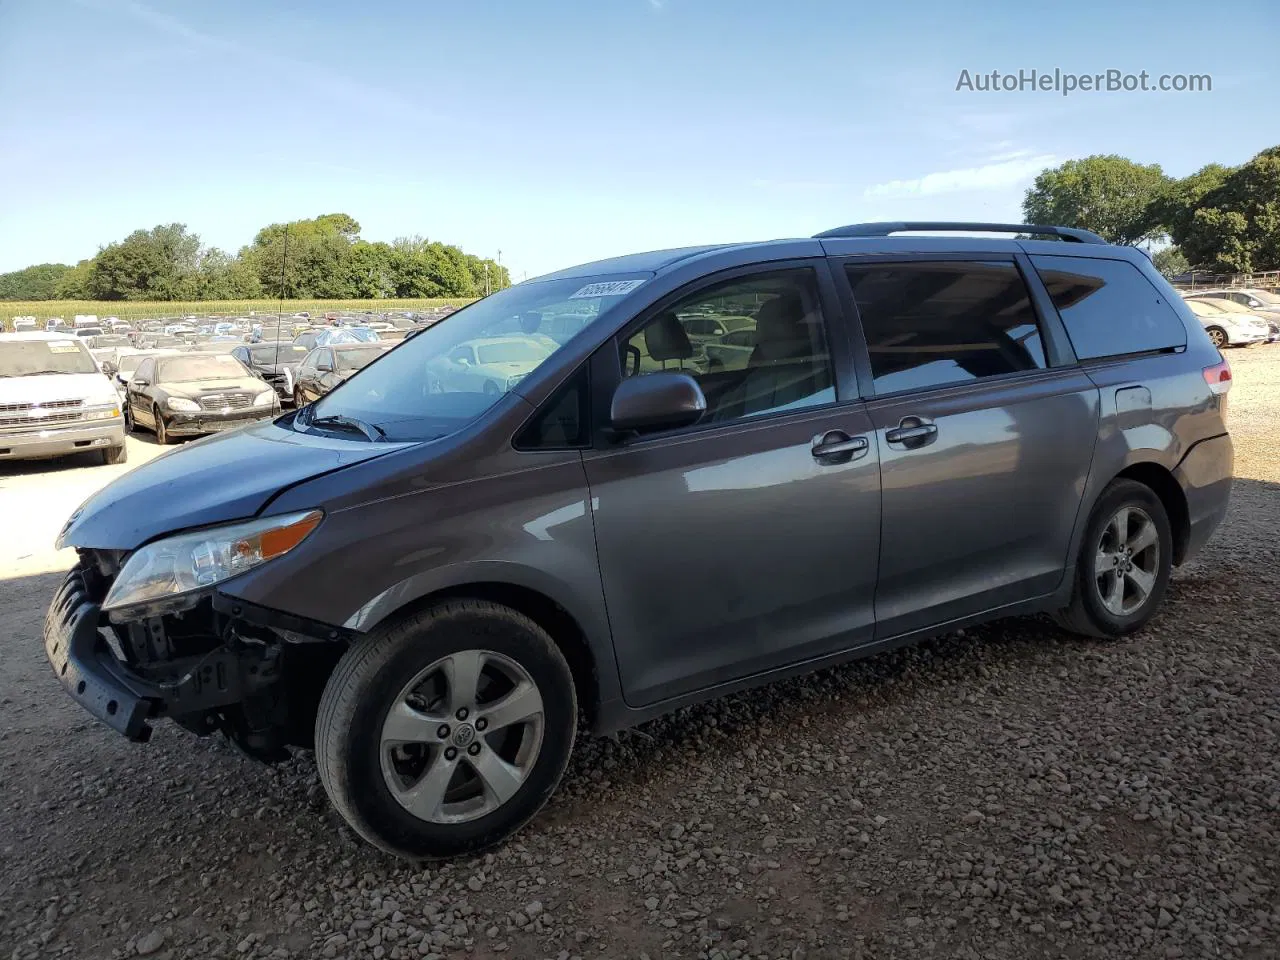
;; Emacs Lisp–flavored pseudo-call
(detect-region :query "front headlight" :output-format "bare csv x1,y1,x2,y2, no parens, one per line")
166,397,200,412
83,406,121,421
102,510,323,612
506,375,523,388
253,390,275,407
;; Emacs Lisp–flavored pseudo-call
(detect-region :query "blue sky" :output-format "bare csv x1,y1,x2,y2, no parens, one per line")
0,0,1276,280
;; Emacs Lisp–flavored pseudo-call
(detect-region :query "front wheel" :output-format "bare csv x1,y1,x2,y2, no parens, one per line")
153,407,172,445
101,444,127,465
1206,326,1228,349
1052,479,1173,638
315,600,577,860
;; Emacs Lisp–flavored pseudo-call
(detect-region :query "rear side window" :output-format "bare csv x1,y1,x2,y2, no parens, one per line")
1031,255,1187,360
845,261,1047,395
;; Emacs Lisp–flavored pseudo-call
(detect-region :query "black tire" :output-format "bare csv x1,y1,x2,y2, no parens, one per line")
1052,479,1173,638
1205,326,1228,349
101,443,127,465
154,407,172,445
315,600,577,860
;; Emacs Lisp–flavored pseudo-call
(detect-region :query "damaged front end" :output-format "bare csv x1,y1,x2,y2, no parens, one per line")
44,548,347,761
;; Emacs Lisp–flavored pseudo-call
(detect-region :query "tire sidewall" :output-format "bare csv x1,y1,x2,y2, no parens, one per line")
1076,481,1173,635
331,607,576,859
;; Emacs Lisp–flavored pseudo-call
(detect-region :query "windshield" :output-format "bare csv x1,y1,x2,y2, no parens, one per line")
0,339,100,377
346,328,379,343
477,340,551,364
250,343,309,363
157,354,249,382
334,345,387,371
306,273,643,441
1249,290,1280,306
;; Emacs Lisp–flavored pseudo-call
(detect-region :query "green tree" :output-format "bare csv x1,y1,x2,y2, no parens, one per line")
197,248,262,299
1152,245,1189,279
1023,155,1169,245
54,260,94,299
86,223,203,300
247,213,363,298
0,263,72,300
1169,147,1280,272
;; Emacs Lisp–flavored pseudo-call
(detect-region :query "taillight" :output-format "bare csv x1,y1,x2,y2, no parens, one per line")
1202,357,1232,395
1203,356,1231,418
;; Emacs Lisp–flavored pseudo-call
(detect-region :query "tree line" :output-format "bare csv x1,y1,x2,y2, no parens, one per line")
1022,145,1280,276
0,213,510,301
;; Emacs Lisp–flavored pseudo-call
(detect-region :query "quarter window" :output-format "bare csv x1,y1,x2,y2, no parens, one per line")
514,367,589,449
618,269,835,424
846,261,1047,395
1031,255,1187,360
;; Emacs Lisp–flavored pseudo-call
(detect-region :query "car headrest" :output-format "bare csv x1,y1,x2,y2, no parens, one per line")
752,295,811,362
644,312,693,361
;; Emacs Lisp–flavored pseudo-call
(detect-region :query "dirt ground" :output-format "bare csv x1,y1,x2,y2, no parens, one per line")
1,351,1278,960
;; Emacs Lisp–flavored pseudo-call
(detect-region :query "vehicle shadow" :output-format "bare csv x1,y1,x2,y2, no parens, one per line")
0,448,114,477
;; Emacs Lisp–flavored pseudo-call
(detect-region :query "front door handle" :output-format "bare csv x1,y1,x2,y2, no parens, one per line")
885,417,938,448
811,430,869,464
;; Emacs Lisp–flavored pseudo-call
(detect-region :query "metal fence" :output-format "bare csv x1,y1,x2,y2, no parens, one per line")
1170,270,1280,292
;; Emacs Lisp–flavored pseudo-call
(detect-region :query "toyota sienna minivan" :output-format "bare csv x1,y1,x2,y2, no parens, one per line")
45,222,1233,859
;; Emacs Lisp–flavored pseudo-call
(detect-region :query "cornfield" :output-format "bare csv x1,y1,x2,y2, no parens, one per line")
3,298,477,329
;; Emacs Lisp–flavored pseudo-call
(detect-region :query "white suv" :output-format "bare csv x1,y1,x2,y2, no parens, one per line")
0,332,127,464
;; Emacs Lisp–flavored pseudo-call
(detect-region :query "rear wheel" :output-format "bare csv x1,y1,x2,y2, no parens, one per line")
315,600,577,860
1206,326,1228,348
1053,479,1172,638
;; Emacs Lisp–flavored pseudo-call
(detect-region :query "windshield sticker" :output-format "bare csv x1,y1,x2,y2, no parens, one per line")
568,279,646,300
48,341,81,353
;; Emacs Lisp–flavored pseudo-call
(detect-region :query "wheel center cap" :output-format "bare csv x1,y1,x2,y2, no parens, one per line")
452,724,476,748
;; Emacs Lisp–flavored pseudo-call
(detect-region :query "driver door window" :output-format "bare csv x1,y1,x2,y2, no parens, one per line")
618,269,835,425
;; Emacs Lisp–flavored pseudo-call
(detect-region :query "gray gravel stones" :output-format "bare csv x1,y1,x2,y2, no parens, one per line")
3,349,1280,959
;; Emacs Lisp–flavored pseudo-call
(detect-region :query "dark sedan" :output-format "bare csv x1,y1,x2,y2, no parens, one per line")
126,353,280,444
293,342,389,405
232,342,311,404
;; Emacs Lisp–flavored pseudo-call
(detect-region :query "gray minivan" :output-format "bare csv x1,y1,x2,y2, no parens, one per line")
45,222,1233,859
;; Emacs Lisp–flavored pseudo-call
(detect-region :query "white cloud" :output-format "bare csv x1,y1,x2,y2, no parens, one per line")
863,154,1056,200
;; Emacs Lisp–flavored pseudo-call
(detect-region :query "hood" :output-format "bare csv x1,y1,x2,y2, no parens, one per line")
0,371,118,406
485,360,539,375
59,419,410,550
163,377,266,398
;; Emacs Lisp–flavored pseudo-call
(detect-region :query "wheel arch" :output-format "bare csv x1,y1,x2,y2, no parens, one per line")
1114,461,1191,565
349,572,611,728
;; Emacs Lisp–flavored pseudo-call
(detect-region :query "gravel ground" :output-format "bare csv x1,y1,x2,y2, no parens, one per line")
2,351,1278,960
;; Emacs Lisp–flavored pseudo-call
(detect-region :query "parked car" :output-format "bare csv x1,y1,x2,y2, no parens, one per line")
703,326,758,370
102,348,181,427
425,335,555,394
0,331,126,464
46,221,1232,861
1189,287,1280,318
293,342,389,405
1182,298,1268,347
137,334,188,350
124,352,279,444
1185,295,1280,342
75,327,105,339
294,328,362,351
231,341,310,403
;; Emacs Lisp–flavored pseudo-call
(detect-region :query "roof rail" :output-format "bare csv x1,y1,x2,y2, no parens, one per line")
813,221,1107,244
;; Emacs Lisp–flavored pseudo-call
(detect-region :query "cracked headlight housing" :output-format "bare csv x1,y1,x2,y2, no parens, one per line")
102,510,323,613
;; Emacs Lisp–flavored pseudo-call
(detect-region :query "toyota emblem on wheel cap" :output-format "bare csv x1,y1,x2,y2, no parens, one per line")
452,725,475,748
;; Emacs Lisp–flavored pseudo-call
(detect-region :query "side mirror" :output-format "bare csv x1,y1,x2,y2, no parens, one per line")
610,371,706,433
456,356,471,366
101,362,117,376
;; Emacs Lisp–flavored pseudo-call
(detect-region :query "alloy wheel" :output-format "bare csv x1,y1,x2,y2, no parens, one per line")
379,650,545,824
1094,505,1160,616
1208,328,1227,348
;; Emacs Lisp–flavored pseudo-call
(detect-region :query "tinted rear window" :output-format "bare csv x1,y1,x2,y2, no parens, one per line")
845,261,1047,395
1031,255,1187,360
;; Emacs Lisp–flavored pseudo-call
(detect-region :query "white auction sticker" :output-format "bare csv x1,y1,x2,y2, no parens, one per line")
48,341,81,353
568,279,647,299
